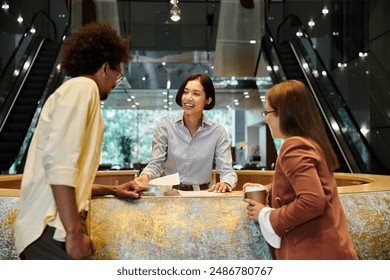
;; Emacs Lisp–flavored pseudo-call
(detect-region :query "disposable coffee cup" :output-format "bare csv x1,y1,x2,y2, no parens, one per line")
244,185,267,204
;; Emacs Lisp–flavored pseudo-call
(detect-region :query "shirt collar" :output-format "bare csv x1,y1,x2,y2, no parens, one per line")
175,113,213,127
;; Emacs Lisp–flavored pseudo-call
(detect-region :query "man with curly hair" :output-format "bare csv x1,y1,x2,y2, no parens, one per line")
15,22,139,260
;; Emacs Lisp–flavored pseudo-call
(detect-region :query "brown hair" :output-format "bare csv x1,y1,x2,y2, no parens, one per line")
175,73,216,110
61,21,132,77
267,80,339,170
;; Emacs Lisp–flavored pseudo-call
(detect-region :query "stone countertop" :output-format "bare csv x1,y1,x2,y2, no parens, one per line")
1,171,389,259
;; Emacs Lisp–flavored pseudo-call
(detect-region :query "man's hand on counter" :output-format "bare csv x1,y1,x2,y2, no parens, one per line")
91,181,146,198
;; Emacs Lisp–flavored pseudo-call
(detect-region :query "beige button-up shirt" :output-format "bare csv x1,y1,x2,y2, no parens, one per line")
15,77,104,255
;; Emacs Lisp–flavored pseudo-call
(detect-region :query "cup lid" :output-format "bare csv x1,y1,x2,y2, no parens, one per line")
245,185,266,192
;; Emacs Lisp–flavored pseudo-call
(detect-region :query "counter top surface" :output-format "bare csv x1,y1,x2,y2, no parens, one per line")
1,171,389,196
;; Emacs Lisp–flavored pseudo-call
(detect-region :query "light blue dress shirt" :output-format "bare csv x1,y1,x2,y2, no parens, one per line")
141,113,237,188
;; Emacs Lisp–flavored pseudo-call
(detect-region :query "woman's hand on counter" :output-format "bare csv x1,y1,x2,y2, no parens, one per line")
135,173,149,184
208,182,233,193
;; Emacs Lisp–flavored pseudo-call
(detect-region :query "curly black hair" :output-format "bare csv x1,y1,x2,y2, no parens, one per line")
61,21,132,77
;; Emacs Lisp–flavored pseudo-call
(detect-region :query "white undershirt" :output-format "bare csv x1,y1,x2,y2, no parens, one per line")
259,207,281,249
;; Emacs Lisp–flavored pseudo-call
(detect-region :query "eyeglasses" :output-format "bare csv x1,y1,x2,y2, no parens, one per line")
261,109,277,117
111,67,125,84
115,70,125,84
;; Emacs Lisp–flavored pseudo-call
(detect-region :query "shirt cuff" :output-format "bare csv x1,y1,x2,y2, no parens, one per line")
258,207,281,249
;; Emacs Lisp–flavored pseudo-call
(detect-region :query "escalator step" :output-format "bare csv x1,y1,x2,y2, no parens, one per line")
0,142,19,152
27,72,49,80
0,132,24,142
23,82,45,90
34,57,53,64
0,156,16,167
284,66,301,72
6,114,32,123
1,123,28,133
12,105,36,115
17,96,39,106
19,89,41,95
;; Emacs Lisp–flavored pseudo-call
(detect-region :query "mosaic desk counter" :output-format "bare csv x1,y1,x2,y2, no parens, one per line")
1,171,389,260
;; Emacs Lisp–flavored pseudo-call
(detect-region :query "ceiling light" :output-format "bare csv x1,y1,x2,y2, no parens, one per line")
308,20,315,27
2,3,9,10
359,52,368,57
170,0,181,22
17,16,23,23
337,62,347,68
322,7,329,15
360,126,369,136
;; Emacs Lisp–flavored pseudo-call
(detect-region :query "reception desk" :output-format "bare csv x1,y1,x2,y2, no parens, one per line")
1,170,389,260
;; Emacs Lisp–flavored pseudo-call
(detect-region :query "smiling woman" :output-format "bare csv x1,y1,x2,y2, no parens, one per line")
136,73,237,194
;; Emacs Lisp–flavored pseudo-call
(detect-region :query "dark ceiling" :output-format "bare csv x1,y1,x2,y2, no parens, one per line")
101,0,268,110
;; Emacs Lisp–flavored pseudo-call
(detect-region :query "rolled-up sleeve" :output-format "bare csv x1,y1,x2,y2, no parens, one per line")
141,120,168,180
214,126,237,188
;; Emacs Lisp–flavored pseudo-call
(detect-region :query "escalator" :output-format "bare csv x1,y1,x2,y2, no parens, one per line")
0,10,69,174
274,42,306,83
261,15,389,174
0,39,61,173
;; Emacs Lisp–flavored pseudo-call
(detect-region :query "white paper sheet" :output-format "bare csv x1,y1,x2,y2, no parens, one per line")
137,173,180,188
178,190,228,197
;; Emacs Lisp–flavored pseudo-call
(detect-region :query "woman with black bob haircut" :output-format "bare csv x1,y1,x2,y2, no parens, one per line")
175,73,216,110
137,73,237,193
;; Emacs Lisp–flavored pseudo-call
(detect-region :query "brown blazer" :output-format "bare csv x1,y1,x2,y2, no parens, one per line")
269,136,357,260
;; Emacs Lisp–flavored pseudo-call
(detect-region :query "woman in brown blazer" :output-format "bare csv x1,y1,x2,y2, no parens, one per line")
244,80,357,260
